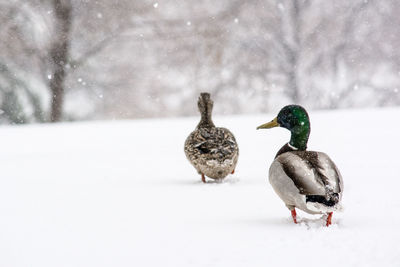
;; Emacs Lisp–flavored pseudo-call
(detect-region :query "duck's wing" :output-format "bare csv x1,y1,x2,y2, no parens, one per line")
184,130,204,164
276,151,342,205
215,127,239,159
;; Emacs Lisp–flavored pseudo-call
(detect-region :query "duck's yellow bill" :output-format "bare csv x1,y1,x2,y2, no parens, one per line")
256,117,279,129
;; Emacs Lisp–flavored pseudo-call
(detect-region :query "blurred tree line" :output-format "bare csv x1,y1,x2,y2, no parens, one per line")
0,0,399,124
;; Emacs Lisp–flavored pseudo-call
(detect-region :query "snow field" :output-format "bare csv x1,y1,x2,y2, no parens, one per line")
0,108,399,266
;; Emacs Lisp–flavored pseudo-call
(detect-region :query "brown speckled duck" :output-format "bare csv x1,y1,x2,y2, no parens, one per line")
184,93,239,183
257,105,343,226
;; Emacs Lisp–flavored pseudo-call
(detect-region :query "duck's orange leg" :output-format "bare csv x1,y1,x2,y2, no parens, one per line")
291,209,297,224
326,212,333,227
231,169,235,174
201,173,206,183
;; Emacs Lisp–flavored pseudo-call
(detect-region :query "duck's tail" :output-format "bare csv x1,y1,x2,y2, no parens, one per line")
306,193,339,207
305,193,343,213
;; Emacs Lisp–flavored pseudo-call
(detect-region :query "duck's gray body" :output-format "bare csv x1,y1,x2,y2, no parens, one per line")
185,127,238,179
269,144,343,214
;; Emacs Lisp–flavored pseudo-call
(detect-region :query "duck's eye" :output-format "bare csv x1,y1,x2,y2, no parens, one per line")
284,112,292,120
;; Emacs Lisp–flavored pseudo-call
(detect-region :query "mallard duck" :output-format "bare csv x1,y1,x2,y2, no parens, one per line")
184,92,239,183
257,105,343,226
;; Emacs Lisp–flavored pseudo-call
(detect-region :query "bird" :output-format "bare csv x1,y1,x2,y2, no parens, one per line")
184,92,239,183
257,105,343,226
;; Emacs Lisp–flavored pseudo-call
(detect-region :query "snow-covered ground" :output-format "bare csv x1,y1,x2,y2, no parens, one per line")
1,108,399,267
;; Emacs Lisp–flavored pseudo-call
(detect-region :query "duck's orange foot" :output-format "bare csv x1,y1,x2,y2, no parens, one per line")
201,173,206,183
291,209,297,224
326,212,333,227
231,169,235,174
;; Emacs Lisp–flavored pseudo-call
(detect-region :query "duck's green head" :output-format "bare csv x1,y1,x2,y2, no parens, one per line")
257,105,310,150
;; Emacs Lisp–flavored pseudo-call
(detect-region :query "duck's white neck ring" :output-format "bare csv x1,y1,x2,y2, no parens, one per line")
287,142,299,150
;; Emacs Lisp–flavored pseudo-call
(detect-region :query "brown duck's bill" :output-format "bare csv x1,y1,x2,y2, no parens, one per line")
256,117,279,129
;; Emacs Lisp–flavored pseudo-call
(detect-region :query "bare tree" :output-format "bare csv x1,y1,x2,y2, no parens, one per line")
1,0,399,124
49,0,72,122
